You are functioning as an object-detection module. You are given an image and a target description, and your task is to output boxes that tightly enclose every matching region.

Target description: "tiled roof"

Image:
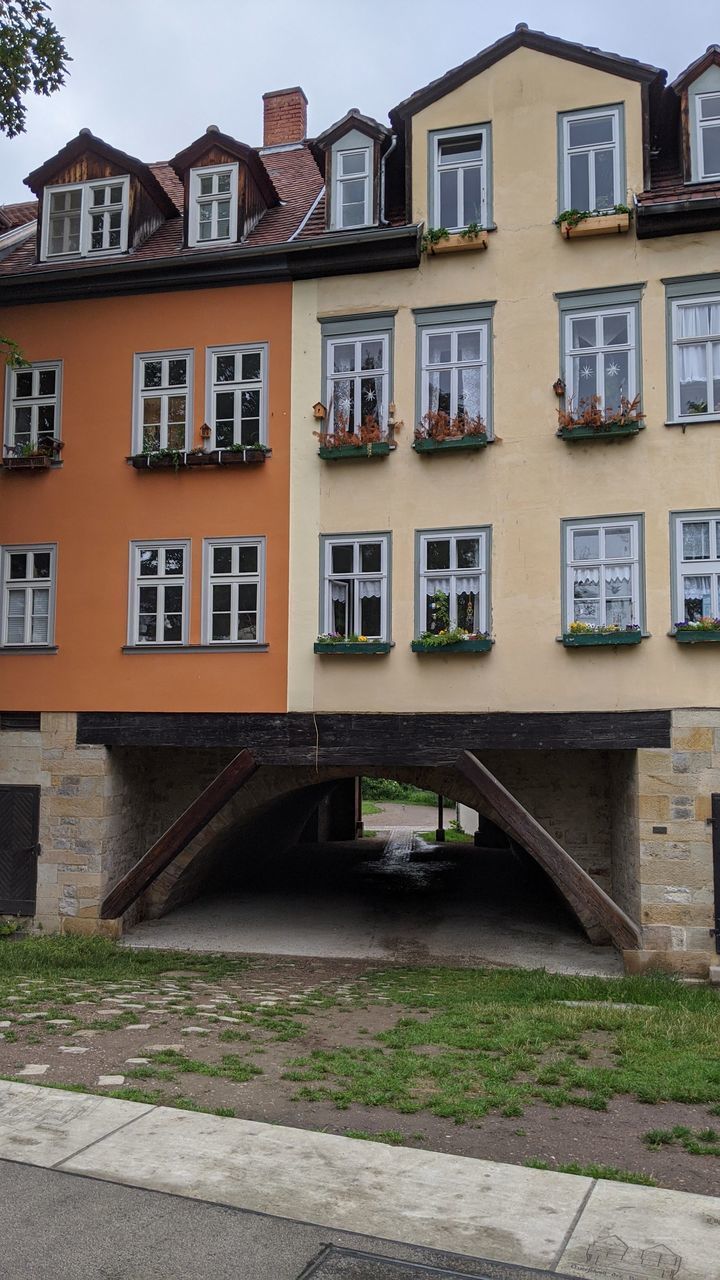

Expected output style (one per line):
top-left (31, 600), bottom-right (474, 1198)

top-left (0, 199), bottom-right (37, 230)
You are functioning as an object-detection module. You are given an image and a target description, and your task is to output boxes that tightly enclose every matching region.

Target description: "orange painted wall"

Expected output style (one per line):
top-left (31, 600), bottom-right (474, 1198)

top-left (0, 284), bottom-right (292, 712)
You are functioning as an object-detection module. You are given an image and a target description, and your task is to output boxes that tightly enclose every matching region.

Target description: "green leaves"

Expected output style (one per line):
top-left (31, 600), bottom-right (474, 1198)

top-left (0, 1), bottom-right (70, 137)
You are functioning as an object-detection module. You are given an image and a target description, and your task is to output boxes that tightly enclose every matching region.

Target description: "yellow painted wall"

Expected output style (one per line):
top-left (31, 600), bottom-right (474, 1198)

top-left (289, 46), bottom-right (720, 714)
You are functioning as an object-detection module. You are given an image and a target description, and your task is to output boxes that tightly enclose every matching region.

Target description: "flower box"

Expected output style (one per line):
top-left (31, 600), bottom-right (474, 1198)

top-left (557, 422), bottom-right (645, 441)
top-left (673, 629), bottom-right (720, 644)
top-left (314, 640), bottom-right (392, 654)
top-left (210, 447), bottom-right (269, 465)
top-left (562, 630), bottom-right (643, 647)
top-left (413, 435), bottom-right (488, 453)
top-left (411, 636), bottom-right (492, 653)
top-left (318, 442), bottom-right (392, 460)
top-left (3, 453), bottom-right (52, 470)
top-left (127, 453), bottom-right (186, 470)
top-left (559, 211), bottom-right (631, 239)
top-left (428, 231), bottom-right (488, 255)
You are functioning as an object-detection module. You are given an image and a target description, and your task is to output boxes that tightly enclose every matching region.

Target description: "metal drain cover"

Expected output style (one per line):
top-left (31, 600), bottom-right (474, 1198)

top-left (298, 1244), bottom-right (560, 1279)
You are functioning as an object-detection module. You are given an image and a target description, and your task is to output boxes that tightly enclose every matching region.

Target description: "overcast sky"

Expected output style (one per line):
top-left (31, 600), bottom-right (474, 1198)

top-left (1, 0), bottom-right (717, 204)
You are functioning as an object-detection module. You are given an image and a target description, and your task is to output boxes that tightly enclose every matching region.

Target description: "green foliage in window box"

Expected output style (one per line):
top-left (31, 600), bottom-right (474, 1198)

top-left (128, 448), bottom-right (187, 471)
top-left (421, 226), bottom-right (450, 252)
top-left (563, 623), bottom-right (642, 647)
top-left (674, 618), bottom-right (720, 642)
top-left (318, 442), bottom-right (392, 460)
top-left (412, 629), bottom-right (492, 653)
top-left (3, 438), bottom-right (63, 469)
top-left (212, 444), bottom-right (270, 464)
top-left (314, 635), bottom-right (391, 654)
top-left (555, 204), bottom-right (631, 230)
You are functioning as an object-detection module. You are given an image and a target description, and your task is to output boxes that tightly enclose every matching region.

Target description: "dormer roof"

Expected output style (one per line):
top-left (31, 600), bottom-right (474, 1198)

top-left (168, 127), bottom-right (279, 206)
top-left (24, 129), bottom-right (178, 217)
top-left (671, 44), bottom-right (720, 92)
top-left (314, 108), bottom-right (391, 150)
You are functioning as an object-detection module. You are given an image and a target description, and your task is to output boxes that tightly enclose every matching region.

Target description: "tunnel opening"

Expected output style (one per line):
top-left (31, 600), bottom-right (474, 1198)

top-left (123, 751), bottom-right (634, 976)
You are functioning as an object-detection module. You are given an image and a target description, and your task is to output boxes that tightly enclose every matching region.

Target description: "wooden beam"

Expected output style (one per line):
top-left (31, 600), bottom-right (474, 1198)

top-left (100, 749), bottom-right (258, 920)
top-left (454, 750), bottom-right (641, 952)
top-left (78, 710), bottom-right (672, 759)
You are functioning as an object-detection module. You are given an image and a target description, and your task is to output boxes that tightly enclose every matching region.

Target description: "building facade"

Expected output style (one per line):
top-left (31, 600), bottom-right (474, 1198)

top-left (1, 27), bottom-right (720, 973)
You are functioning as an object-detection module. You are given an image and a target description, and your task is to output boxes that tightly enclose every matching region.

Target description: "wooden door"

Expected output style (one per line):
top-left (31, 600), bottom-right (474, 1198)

top-left (0, 785), bottom-right (40, 915)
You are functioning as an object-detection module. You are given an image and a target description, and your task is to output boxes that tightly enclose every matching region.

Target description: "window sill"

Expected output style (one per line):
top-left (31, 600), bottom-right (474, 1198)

top-left (558, 212), bottom-right (631, 239)
top-left (413, 435), bottom-right (489, 453)
top-left (0, 645), bottom-right (58, 654)
top-left (560, 631), bottom-right (644, 648)
top-left (426, 231), bottom-right (488, 255)
top-left (2, 456), bottom-right (63, 472)
top-left (671, 630), bottom-right (720, 644)
top-left (665, 419), bottom-right (720, 429)
top-left (314, 641), bottom-right (392, 655)
top-left (122, 643), bottom-right (269, 653)
top-left (557, 422), bottom-right (645, 442)
top-left (411, 637), bottom-right (492, 653)
top-left (127, 449), bottom-right (270, 469)
top-left (318, 442), bottom-right (393, 460)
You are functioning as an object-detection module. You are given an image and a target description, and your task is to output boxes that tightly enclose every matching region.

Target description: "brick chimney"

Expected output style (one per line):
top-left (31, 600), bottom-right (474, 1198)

top-left (262, 87), bottom-right (308, 148)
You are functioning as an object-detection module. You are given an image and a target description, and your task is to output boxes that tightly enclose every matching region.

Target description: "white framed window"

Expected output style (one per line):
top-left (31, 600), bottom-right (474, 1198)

top-left (417, 529), bottom-right (489, 636)
top-left (421, 324), bottom-right (487, 425)
top-left (1, 545), bottom-right (56, 647)
top-left (433, 128), bottom-right (487, 230)
top-left (672, 512), bottom-right (720, 623)
top-left (128, 542), bottom-right (189, 646)
top-left (334, 148), bottom-right (371, 230)
top-left (696, 93), bottom-right (720, 181)
top-left (564, 518), bottom-right (641, 631)
top-left (326, 334), bottom-right (389, 435)
top-left (189, 165), bottom-right (238, 246)
top-left (322, 535), bottom-right (389, 640)
top-left (561, 108), bottom-right (621, 212)
top-left (564, 307), bottom-right (636, 416)
top-left (4, 362), bottom-right (62, 452)
top-left (206, 345), bottom-right (266, 448)
top-left (41, 177), bottom-right (130, 260)
top-left (133, 351), bottom-right (193, 453)
top-left (202, 538), bottom-right (265, 644)
top-left (671, 296), bottom-right (720, 421)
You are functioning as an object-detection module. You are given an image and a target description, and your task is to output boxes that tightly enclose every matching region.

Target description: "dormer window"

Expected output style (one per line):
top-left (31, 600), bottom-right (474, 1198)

top-left (335, 148), bottom-right (371, 229)
top-left (42, 177), bottom-right (129, 260)
top-left (189, 165), bottom-right (238, 245)
top-left (697, 93), bottom-right (720, 180)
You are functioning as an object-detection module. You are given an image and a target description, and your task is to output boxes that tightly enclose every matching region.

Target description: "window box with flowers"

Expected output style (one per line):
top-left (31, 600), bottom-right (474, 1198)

top-left (413, 410), bottom-right (488, 454)
top-left (314, 634), bottom-right (392, 655)
top-left (411, 627), bottom-right (492, 653)
top-left (562, 622), bottom-right (643, 647)
top-left (315, 418), bottom-right (394, 461)
top-left (556, 207), bottom-right (631, 239)
top-left (129, 444), bottom-right (271, 470)
top-left (3, 439), bottom-right (63, 471)
top-left (422, 224), bottom-right (488, 255)
top-left (557, 395), bottom-right (645, 441)
top-left (673, 619), bottom-right (720, 643)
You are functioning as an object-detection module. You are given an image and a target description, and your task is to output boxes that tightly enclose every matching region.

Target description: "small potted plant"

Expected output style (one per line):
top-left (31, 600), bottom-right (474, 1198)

top-left (413, 409), bottom-right (488, 453)
top-left (562, 621), bottom-right (643, 647)
top-left (313, 632), bottom-right (392, 654)
top-left (673, 617), bottom-right (720, 643)
top-left (3, 438), bottom-right (64, 470)
top-left (315, 412), bottom-right (394, 460)
top-left (212, 441), bottom-right (271, 465)
top-left (127, 447), bottom-right (188, 470)
top-left (557, 395), bottom-right (645, 441)
top-left (556, 205), bottom-right (632, 239)
top-left (422, 223), bottom-right (488, 254)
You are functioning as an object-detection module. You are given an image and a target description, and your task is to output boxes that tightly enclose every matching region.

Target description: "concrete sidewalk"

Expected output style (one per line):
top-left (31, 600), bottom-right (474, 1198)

top-left (0, 1080), bottom-right (717, 1278)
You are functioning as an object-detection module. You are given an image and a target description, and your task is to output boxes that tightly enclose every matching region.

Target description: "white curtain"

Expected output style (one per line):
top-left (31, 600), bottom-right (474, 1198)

top-left (574, 567), bottom-right (600, 586)
top-left (331, 582), bottom-right (347, 602)
top-left (358, 580), bottom-right (381, 599)
top-left (425, 576), bottom-right (452, 595)
top-left (677, 304), bottom-right (720, 339)
top-left (682, 522), bottom-right (710, 560)
top-left (454, 575), bottom-right (481, 595)
top-left (604, 565), bottom-right (631, 583)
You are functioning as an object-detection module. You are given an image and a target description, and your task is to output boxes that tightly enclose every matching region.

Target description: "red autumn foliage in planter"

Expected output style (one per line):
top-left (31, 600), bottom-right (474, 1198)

top-left (414, 410), bottom-right (487, 443)
top-left (557, 394), bottom-right (645, 433)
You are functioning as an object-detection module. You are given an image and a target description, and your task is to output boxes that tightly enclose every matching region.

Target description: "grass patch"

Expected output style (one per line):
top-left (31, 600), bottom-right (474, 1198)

top-left (149, 1049), bottom-right (262, 1084)
top-left (344, 1129), bottom-right (410, 1145)
top-left (525, 1159), bottom-right (657, 1186)
top-left (361, 800), bottom-right (382, 816)
top-left (0, 935), bottom-right (249, 983)
top-left (418, 830), bottom-right (473, 844)
top-left (644, 1126), bottom-right (720, 1156)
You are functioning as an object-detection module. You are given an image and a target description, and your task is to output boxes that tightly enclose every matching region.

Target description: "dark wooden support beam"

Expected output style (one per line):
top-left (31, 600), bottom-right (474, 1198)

top-left (100, 749), bottom-right (258, 919)
top-left (454, 750), bottom-right (642, 952)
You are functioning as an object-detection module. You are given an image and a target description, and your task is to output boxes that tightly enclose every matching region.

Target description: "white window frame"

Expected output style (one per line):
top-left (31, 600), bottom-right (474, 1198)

top-left (132, 350), bottom-right (193, 454)
top-left (420, 323), bottom-right (488, 424)
top-left (128, 540), bottom-right (190, 647)
top-left (334, 147), bottom-right (371, 230)
top-left (202, 538), bottom-right (265, 645)
top-left (0, 544), bottom-right (57, 648)
top-left (561, 108), bottom-right (621, 212)
top-left (322, 534), bottom-right (389, 640)
top-left (564, 306), bottom-right (637, 415)
top-left (325, 333), bottom-right (389, 436)
top-left (671, 295), bottom-right (720, 422)
top-left (564, 518), bottom-right (641, 632)
top-left (672, 511), bottom-right (720, 625)
top-left (3, 361), bottom-right (62, 452)
top-left (433, 127), bottom-right (487, 232)
top-left (188, 164), bottom-right (239, 247)
top-left (41, 176), bottom-right (130, 261)
top-left (417, 528), bottom-right (489, 637)
top-left (205, 344), bottom-right (268, 449)
top-left (696, 92), bottom-right (720, 182)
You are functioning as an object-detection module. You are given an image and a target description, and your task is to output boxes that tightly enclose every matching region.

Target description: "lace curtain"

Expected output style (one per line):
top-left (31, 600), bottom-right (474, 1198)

top-left (425, 574), bottom-right (481, 596)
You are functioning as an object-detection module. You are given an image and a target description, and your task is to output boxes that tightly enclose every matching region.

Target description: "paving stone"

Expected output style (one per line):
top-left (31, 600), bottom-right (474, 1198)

top-left (181, 1027), bottom-right (208, 1034)
top-left (72, 1030), bottom-right (100, 1039)
top-left (17, 1065), bottom-right (49, 1076)
top-left (125, 1058), bottom-right (150, 1065)
top-left (97, 1075), bottom-right (125, 1086)
top-left (59, 1047), bottom-right (89, 1055)
top-left (144, 1044), bottom-right (183, 1053)
top-left (0, 1021), bottom-right (11, 1029)
top-left (18, 1013), bottom-right (45, 1021)
top-left (125, 1024), bottom-right (151, 1031)
top-left (47, 1019), bottom-right (74, 1026)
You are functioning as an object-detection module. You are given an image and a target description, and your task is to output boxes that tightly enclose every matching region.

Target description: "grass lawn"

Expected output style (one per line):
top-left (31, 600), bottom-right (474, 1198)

top-left (418, 830), bottom-right (473, 844)
top-left (361, 800), bottom-right (382, 816)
